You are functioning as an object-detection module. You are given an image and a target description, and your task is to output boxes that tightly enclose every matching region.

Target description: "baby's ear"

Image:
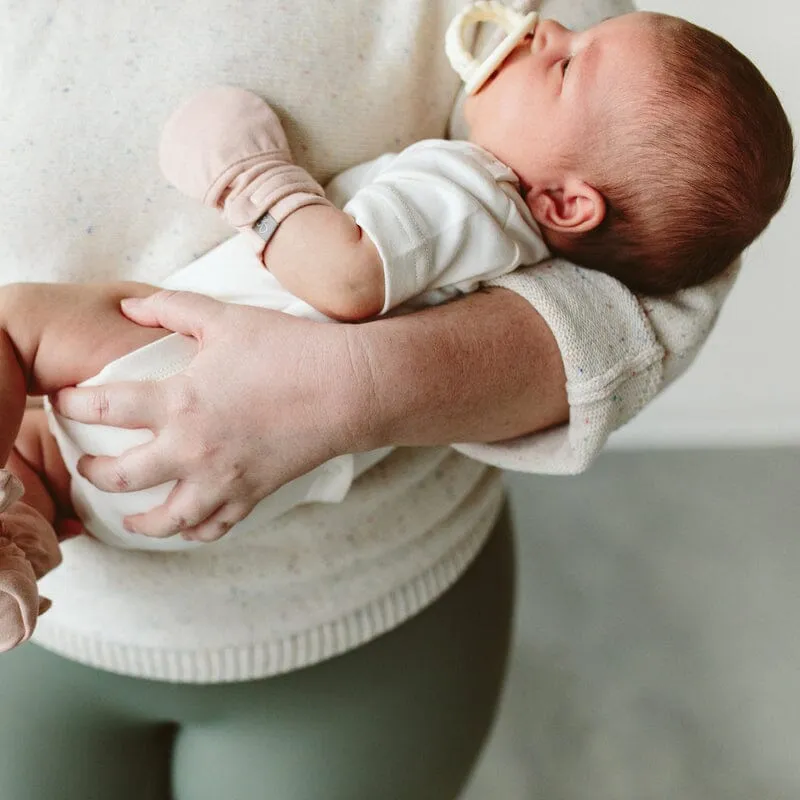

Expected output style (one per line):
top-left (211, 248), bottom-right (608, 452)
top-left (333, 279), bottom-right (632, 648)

top-left (527, 178), bottom-right (605, 235)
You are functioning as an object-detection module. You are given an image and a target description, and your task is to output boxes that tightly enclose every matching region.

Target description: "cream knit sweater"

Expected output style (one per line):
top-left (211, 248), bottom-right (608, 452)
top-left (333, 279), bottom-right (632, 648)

top-left (0, 0), bottom-right (735, 682)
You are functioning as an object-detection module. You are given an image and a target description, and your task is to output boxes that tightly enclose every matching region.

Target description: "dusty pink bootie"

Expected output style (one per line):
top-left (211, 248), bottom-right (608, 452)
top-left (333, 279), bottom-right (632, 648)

top-left (159, 86), bottom-right (333, 257)
top-left (0, 471), bottom-right (61, 653)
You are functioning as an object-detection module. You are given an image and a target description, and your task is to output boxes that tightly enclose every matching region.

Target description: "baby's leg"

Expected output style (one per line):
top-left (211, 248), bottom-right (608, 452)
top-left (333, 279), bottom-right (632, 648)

top-left (0, 326), bottom-right (28, 469)
top-left (0, 281), bottom-right (167, 468)
top-left (0, 281), bottom-right (168, 396)
top-left (0, 281), bottom-right (170, 652)
top-left (0, 282), bottom-right (172, 650)
top-left (9, 408), bottom-right (73, 526)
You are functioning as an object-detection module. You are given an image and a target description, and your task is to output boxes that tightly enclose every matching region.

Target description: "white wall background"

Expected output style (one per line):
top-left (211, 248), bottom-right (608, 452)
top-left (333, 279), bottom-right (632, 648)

top-left (609, 0), bottom-right (799, 449)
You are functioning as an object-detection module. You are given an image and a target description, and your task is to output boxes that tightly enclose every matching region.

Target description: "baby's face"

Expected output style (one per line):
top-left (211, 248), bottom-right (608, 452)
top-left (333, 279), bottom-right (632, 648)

top-left (464, 12), bottom-right (660, 193)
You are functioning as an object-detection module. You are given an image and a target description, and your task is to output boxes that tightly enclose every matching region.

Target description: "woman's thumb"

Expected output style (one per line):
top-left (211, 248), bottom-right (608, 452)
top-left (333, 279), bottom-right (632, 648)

top-left (120, 290), bottom-right (223, 337)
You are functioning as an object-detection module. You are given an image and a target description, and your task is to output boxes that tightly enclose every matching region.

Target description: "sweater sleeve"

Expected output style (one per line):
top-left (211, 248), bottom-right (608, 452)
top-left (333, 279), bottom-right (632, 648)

top-left (452, 259), bottom-right (739, 474)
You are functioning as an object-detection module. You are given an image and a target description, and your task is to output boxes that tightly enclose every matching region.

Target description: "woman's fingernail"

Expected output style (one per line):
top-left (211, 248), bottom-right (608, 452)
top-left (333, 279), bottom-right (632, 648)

top-left (120, 297), bottom-right (141, 310)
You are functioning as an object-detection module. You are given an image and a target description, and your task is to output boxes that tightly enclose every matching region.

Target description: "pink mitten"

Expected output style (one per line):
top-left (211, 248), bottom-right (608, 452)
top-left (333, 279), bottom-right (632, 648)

top-left (0, 471), bottom-right (61, 653)
top-left (159, 86), bottom-right (333, 257)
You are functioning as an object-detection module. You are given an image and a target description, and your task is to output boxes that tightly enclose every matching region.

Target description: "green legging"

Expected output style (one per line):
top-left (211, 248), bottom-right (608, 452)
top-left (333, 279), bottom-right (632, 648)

top-left (0, 506), bottom-right (514, 800)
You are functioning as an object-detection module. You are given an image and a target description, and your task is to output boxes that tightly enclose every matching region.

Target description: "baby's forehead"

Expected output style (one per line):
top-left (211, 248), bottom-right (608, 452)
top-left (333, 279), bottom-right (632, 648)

top-left (591, 10), bottom-right (662, 53)
top-left (591, 16), bottom-right (663, 87)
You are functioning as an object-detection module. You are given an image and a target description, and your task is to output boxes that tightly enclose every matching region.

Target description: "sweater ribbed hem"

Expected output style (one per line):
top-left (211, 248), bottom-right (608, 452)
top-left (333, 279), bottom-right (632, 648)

top-left (32, 493), bottom-right (504, 683)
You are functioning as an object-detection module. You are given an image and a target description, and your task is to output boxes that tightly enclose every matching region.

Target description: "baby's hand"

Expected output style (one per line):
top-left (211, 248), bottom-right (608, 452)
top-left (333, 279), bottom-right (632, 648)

top-left (0, 473), bottom-right (61, 653)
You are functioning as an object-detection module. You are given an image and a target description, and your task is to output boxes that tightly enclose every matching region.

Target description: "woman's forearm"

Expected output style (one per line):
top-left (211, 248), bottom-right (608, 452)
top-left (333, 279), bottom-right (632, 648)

top-left (341, 286), bottom-right (569, 452)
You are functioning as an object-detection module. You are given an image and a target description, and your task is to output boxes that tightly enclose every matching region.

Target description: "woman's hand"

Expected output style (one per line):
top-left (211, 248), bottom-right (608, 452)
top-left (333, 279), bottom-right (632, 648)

top-left (52, 292), bottom-right (368, 542)
top-left (52, 286), bottom-right (568, 543)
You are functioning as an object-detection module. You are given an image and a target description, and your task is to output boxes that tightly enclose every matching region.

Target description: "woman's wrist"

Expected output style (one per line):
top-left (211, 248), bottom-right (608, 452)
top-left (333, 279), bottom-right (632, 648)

top-left (320, 322), bottom-right (388, 456)
top-left (336, 288), bottom-right (569, 454)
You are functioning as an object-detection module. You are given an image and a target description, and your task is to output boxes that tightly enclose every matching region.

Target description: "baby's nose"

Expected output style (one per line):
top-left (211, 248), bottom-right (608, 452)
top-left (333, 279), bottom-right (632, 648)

top-left (533, 18), bottom-right (571, 52)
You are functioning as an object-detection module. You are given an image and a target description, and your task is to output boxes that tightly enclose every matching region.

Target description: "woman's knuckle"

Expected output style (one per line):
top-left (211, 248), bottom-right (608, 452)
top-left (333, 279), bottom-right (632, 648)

top-left (215, 461), bottom-right (244, 487)
top-left (90, 390), bottom-right (111, 421)
top-left (197, 439), bottom-right (221, 463)
top-left (169, 379), bottom-right (198, 419)
top-left (171, 514), bottom-right (188, 532)
top-left (110, 466), bottom-right (129, 491)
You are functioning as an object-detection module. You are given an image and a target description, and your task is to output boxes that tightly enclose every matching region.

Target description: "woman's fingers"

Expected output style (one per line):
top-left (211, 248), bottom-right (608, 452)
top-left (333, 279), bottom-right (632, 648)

top-left (53, 380), bottom-right (166, 429)
top-left (51, 291), bottom-right (228, 429)
top-left (179, 501), bottom-right (254, 543)
top-left (76, 441), bottom-right (176, 493)
top-left (122, 482), bottom-right (229, 539)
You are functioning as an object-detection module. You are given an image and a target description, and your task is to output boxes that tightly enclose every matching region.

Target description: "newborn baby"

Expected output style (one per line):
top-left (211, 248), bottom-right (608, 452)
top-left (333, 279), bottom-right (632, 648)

top-left (0, 9), bottom-right (791, 651)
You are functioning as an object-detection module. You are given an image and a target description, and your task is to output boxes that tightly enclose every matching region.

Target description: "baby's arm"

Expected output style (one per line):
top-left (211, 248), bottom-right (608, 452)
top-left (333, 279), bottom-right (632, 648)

top-left (160, 86), bottom-right (386, 323)
top-left (160, 89), bottom-right (539, 323)
top-left (262, 205), bottom-right (384, 321)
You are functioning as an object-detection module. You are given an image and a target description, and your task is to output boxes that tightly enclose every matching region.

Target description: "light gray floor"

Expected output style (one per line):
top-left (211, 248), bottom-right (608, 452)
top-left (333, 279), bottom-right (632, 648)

top-left (464, 448), bottom-right (800, 800)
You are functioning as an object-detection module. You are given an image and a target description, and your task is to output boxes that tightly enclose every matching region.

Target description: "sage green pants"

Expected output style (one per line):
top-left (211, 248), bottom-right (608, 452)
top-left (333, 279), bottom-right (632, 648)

top-left (0, 506), bottom-right (514, 800)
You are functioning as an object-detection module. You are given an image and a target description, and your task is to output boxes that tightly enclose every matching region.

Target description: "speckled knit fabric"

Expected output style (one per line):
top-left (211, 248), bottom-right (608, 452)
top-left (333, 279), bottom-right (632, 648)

top-left (0, 0), bottom-right (737, 682)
